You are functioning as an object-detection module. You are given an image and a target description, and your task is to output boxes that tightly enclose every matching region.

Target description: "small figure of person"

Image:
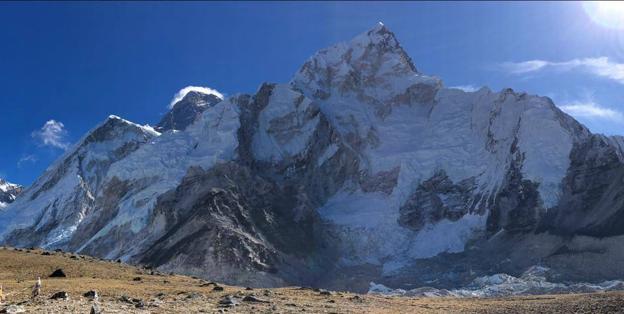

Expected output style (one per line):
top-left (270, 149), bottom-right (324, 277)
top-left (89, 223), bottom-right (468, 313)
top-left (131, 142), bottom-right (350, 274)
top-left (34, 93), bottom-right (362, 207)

top-left (32, 277), bottom-right (41, 298)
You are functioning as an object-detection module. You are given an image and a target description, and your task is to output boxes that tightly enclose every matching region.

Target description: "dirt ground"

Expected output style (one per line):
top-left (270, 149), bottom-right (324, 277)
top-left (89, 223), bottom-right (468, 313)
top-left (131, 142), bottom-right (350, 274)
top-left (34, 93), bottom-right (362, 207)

top-left (0, 246), bottom-right (623, 313)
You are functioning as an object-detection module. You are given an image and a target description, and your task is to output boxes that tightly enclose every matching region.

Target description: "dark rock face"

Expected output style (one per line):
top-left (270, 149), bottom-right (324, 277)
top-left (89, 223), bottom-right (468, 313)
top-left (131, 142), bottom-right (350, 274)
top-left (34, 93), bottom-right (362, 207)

top-left (156, 91), bottom-right (222, 132)
top-left (541, 135), bottom-right (624, 237)
top-left (139, 163), bottom-right (286, 286)
top-left (399, 170), bottom-right (479, 231)
top-left (64, 177), bottom-right (132, 253)
top-left (137, 160), bottom-right (339, 287)
top-left (361, 167), bottom-right (400, 195)
top-left (487, 151), bottom-right (543, 234)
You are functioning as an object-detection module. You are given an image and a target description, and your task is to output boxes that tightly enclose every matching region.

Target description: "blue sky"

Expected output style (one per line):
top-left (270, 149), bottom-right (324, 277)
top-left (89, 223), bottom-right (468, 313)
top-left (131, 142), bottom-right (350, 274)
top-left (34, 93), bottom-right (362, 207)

top-left (1, 1), bottom-right (624, 185)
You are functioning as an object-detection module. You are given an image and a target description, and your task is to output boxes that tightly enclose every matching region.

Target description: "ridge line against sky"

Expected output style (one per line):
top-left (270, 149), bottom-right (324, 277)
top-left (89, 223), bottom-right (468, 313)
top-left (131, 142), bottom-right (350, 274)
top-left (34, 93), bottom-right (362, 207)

top-left (1, 1), bottom-right (623, 184)
top-left (498, 56), bottom-right (624, 124)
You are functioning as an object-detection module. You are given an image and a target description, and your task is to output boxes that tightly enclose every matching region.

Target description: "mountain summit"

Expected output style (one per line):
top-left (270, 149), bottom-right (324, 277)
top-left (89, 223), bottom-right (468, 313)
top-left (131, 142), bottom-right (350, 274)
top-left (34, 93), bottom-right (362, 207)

top-left (1, 24), bottom-right (624, 292)
top-left (0, 179), bottom-right (21, 208)
top-left (156, 90), bottom-right (223, 132)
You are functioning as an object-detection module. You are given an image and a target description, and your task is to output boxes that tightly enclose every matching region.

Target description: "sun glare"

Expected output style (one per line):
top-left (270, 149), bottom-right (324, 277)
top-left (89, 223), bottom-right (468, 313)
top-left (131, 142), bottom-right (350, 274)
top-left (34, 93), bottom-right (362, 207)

top-left (583, 1), bottom-right (624, 30)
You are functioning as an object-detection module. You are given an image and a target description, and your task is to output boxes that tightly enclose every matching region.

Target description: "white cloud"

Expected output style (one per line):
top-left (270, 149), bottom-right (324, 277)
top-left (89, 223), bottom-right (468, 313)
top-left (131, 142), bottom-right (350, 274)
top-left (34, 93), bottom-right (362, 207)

top-left (169, 86), bottom-right (224, 108)
top-left (500, 57), bottom-right (624, 84)
top-left (450, 85), bottom-right (480, 92)
top-left (32, 120), bottom-right (70, 150)
top-left (559, 101), bottom-right (624, 123)
top-left (500, 60), bottom-right (549, 74)
top-left (17, 154), bottom-right (37, 168)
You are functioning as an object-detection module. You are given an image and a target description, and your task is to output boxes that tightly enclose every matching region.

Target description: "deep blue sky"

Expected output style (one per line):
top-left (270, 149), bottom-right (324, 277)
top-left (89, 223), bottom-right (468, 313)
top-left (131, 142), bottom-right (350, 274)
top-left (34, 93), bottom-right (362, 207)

top-left (2, 2), bottom-right (624, 185)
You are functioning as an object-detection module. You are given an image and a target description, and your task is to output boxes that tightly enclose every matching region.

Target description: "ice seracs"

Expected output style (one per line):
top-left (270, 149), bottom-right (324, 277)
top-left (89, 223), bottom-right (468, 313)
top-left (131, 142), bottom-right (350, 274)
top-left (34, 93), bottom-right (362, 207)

top-left (369, 266), bottom-right (624, 297)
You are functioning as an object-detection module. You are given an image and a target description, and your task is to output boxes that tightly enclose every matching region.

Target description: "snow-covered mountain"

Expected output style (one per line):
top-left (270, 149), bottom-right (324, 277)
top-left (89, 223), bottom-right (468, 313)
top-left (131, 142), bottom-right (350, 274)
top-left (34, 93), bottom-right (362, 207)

top-left (2, 23), bottom-right (624, 292)
top-left (0, 116), bottom-right (159, 248)
top-left (156, 90), bottom-right (223, 132)
top-left (0, 179), bottom-right (21, 208)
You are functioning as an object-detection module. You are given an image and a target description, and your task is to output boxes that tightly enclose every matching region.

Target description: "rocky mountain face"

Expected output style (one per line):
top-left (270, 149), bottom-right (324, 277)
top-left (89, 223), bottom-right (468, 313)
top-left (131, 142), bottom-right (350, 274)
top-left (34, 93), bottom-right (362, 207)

top-left (2, 23), bottom-right (624, 292)
top-left (156, 91), bottom-right (223, 132)
top-left (0, 179), bottom-right (22, 208)
top-left (0, 116), bottom-right (159, 249)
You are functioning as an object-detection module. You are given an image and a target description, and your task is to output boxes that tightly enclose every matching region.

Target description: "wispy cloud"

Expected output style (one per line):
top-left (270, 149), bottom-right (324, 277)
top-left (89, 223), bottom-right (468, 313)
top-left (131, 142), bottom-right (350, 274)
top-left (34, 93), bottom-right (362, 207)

top-left (169, 86), bottom-right (224, 108)
top-left (500, 60), bottom-right (549, 74)
top-left (32, 120), bottom-right (70, 150)
top-left (500, 57), bottom-right (624, 84)
top-left (559, 101), bottom-right (624, 123)
top-left (17, 154), bottom-right (37, 168)
top-left (450, 85), bottom-right (480, 92)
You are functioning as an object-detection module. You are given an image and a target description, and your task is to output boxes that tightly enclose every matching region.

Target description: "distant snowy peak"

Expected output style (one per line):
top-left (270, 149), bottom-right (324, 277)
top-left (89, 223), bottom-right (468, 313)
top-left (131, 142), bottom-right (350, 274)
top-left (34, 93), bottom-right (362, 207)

top-left (292, 23), bottom-right (439, 102)
top-left (173, 90), bottom-right (223, 108)
top-left (0, 179), bottom-right (21, 208)
top-left (360, 22), bottom-right (419, 73)
top-left (0, 179), bottom-right (20, 193)
top-left (169, 86), bottom-right (223, 108)
top-left (0, 114), bottom-right (159, 247)
top-left (157, 90), bottom-right (223, 132)
top-left (83, 115), bottom-right (159, 144)
top-left (24, 114), bottom-right (159, 203)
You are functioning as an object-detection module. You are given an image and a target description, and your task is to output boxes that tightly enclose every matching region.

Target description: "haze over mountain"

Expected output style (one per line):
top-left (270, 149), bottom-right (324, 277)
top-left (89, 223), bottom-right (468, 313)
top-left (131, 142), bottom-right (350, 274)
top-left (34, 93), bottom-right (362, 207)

top-left (3, 24), bottom-right (624, 293)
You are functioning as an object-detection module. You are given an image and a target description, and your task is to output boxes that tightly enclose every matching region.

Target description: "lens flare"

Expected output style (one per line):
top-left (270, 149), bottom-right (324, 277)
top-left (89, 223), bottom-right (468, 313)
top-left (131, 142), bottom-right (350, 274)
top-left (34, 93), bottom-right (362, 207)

top-left (583, 2), bottom-right (624, 30)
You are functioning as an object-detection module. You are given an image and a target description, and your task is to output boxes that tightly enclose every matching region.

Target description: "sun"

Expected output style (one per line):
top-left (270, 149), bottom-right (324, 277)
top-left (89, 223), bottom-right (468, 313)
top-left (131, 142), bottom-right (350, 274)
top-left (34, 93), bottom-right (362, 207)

top-left (583, 1), bottom-right (624, 30)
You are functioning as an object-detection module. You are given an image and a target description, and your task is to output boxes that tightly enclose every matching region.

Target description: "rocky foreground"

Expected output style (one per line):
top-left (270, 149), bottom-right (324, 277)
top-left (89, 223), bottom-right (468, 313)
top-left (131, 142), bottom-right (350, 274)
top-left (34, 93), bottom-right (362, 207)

top-left (0, 247), bottom-right (622, 313)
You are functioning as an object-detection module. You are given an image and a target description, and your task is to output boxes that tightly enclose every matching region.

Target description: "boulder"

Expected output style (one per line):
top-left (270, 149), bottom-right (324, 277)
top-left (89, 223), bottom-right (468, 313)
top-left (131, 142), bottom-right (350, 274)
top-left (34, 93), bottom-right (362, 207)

top-left (50, 291), bottom-right (69, 300)
top-left (49, 269), bottom-right (66, 278)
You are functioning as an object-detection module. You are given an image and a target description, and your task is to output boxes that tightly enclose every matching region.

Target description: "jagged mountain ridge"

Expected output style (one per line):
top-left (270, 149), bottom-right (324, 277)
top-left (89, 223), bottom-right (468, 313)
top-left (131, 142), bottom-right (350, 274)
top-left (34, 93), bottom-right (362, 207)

top-left (2, 23), bottom-right (624, 292)
top-left (0, 179), bottom-right (21, 208)
top-left (0, 116), bottom-right (159, 249)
